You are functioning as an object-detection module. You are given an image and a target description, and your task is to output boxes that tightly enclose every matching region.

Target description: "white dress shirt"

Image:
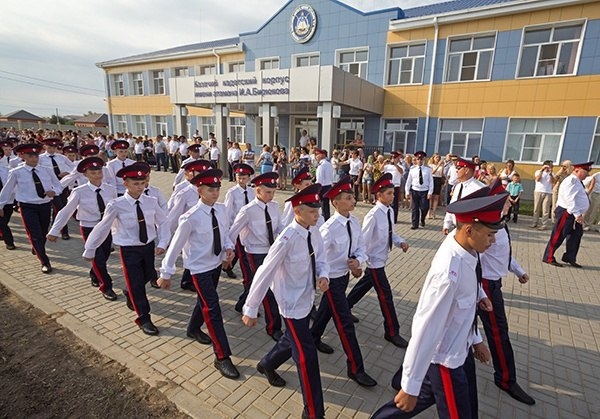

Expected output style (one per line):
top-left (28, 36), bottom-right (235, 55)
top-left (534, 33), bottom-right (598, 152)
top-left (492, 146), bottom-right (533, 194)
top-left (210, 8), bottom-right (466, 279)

top-left (362, 202), bottom-right (406, 269)
top-left (320, 212), bottom-right (366, 278)
top-left (166, 183), bottom-right (198, 234)
top-left (480, 226), bottom-right (525, 281)
top-left (348, 158), bottom-right (363, 176)
top-left (134, 142), bottom-right (145, 154)
top-left (82, 192), bottom-right (170, 258)
top-left (443, 177), bottom-right (486, 230)
top-left (144, 184), bottom-right (168, 211)
top-left (106, 157), bottom-right (136, 195)
top-left (173, 156), bottom-right (204, 186)
top-left (401, 231), bottom-right (483, 396)
top-left (227, 147), bottom-right (242, 162)
top-left (229, 198), bottom-right (281, 254)
top-left (405, 164), bottom-right (434, 195)
top-left (0, 167), bottom-right (15, 202)
top-left (60, 164), bottom-right (114, 191)
top-left (223, 184), bottom-right (255, 225)
top-left (49, 182), bottom-right (117, 234)
top-left (0, 164), bottom-right (62, 206)
top-left (243, 220), bottom-right (329, 319)
top-left (280, 200), bottom-right (325, 230)
top-left (316, 159), bottom-right (334, 186)
top-left (384, 163), bottom-right (403, 187)
top-left (39, 152), bottom-right (74, 177)
top-left (556, 174), bottom-right (590, 217)
top-left (534, 169), bottom-right (554, 194)
top-left (159, 201), bottom-right (234, 279)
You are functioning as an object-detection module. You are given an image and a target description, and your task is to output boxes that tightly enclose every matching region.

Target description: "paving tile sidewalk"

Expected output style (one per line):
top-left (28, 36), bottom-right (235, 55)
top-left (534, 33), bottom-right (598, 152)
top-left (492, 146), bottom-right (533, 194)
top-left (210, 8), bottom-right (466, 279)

top-left (1, 170), bottom-right (599, 418)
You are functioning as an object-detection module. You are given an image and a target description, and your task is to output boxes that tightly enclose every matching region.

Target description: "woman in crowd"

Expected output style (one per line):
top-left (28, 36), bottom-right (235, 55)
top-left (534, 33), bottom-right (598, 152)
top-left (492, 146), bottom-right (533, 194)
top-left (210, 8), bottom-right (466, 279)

top-left (428, 153), bottom-right (444, 219)
top-left (499, 159), bottom-right (517, 187)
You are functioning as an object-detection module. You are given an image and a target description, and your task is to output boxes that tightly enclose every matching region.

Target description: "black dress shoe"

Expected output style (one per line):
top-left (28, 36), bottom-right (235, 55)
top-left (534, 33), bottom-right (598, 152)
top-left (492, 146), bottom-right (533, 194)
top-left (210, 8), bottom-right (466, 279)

top-left (350, 312), bottom-right (359, 323)
top-left (316, 341), bottom-right (334, 354)
top-left (384, 334), bottom-right (409, 348)
top-left (410, 226), bottom-right (418, 230)
top-left (420, 221), bottom-right (425, 227)
top-left (214, 357), bottom-right (240, 379)
top-left (224, 269), bottom-right (237, 279)
top-left (348, 371), bottom-right (377, 387)
top-left (270, 330), bottom-right (283, 341)
top-left (5, 244), bottom-right (15, 250)
top-left (542, 259), bottom-right (563, 267)
top-left (186, 329), bottom-right (212, 345)
top-left (102, 289), bottom-right (118, 301)
top-left (257, 362), bottom-right (286, 387)
top-left (139, 320), bottom-right (159, 336)
top-left (41, 265), bottom-right (52, 274)
top-left (150, 278), bottom-right (160, 288)
top-left (122, 289), bottom-right (134, 311)
top-left (180, 282), bottom-right (196, 292)
top-left (561, 257), bottom-right (582, 268)
top-left (503, 382), bottom-right (535, 405)
top-left (61, 233), bottom-right (70, 240)
top-left (90, 275), bottom-right (100, 287)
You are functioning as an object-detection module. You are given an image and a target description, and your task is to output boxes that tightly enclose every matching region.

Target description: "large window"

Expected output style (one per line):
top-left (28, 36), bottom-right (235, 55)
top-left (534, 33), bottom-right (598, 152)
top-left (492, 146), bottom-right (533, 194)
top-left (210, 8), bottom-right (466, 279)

top-left (174, 67), bottom-right (189, 77)
top-left (199, 65), bottom-right (217, 75)
top-left (230, 117), bottom-right (246, 142)
top-left (153, 116), bottom-right (167, 137)
top-left (517, 22), bottom-right (584, 78)
top-left (200, 117), bottom-right (215, 140)
top-left (387, 43), bottom-right (425, 85)
top-left (132, 72), bottom-right (144, 95)
top-left (133, 115), bottom-right (146, 136)
top-left (382, 119), bottom-right (417, 154)
top-left (228, 61), bottom-right (245, 73)
top-left (259, 58), bottom-right (280, 70)
top-left (445, 34), bottom-right (495, 82)
top-left (116, 115), bottom-right (127, 133)
top-left (112, 74), bottom-right (124, 96)
top-left (337, 48), bottom-right (368, 79)
top-left (438, 119), bottom-right (483, 157)
top-left (152, 70), bottom-right (165, 95)
top-left (590, 119), bottom-right (600, 165)
top-left (293, 52), bottom-right (320, 67)
top-left (504, 118), bottom-right (565, 162)
top-left (337, 119), bottom-right (364, 145)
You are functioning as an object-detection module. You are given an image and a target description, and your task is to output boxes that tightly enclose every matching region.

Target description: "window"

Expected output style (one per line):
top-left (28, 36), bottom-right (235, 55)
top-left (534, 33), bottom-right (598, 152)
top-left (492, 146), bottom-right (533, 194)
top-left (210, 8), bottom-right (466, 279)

top-left (293, 53), bottom-right (320, 67)
top-left (133, 115), bottom-right (146, 136)
top-left (116, 115), bottom-right (127, 133)
top-left (382, 119), bottom-right (418, 154)
top-left (199, 65), bottom-right (217, 75)
top-left (336, 48), bottom-right (368, 79)
top-left (438, 119), bottom-right (483, 156)
top-left (113, 74), bottom-right (124, 96)
top-left (337, 119), bottom-right (365, 145)
top-left (153, 116), bottom-right (167, 137)
top-left (445, 34), bottom-right (495, 82)
top-left (590, 119), bottom-right (600, 164)
top-left (200, 117), bottom-right (215, 140)
top-left (228, 61), bottom-right (245, 73)
top-left (152, 70), bottom-right (165, 95)
top-left (230, 117), bottom-right (246, 142)
top-left (387, 43), bottom-right (425, 85)
top-left (504, 118), bottom-right (565, 162)
top-left (174, 67), bottom-right (189, 77)
top-left (517, 22), bottom-right (584, 78)
top-left (132, 72), bottom-right (144, 95)
top-left (259, 58), bottom-right (280, 70)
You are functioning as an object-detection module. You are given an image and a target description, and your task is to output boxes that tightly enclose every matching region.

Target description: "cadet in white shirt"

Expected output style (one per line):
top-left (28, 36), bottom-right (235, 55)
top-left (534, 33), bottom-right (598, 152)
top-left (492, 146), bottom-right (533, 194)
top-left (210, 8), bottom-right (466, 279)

top-left (0, 143), bottom-right (63, 273)
top-left (0, 143), bottom-right (16, 250)
top-left (83, 163), bottom-right (170, 336)
top-left (158, 169), bottom-right (240, 379)
top-left (383, 152), bottom-right (405, 223)
top-left (310, 176), bottom-right (377, 388)
top-left (105, 140), bottom-right (136, 196)
top-left (314, 149), bottom-right (334, 220)
top-left (373, 191), bottom-right (505, 419)
top-left (405, 151), bottom-right (434, 230)
top-left (229, 171), bottom-right (283, 341)
top-left (173, 143), bottom-right (206, 187)
top-left (60, 144), bottom-right (115, 192)
top-left (242, 183), bottom-right (329, 419)
top-left (48, 157), bottom-right (118, 300)
top-left (226, 142), bottom-right (242, 182)
top-left (280, 167), bottom-right (313, 227)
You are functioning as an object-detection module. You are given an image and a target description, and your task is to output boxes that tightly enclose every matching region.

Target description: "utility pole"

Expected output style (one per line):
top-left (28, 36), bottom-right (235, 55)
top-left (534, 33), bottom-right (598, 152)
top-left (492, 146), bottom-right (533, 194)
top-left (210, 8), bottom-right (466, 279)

top-left (56, 108), bottom-right (61, 130)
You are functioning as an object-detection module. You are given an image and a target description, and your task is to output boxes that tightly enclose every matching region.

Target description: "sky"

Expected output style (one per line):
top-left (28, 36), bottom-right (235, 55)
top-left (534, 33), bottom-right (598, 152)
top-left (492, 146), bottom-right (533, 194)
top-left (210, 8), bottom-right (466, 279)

top-left (0, 0), bottom-right (438, 118)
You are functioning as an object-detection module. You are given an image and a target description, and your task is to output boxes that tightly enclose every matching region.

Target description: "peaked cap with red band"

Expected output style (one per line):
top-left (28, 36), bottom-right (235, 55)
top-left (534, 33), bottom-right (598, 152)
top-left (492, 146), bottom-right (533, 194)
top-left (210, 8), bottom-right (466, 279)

top-left (314, 148), bottom-right (327, 156)
top-left (110, 140), bottom-right (129, 150)
top-left (77, 157), bottom-right (105, 173)
top-left (79, 144), bottom-right (100, 157)
top-left (488, 178), bottom-right (506, 196)
top-left (116, 163), bottom-right (149, 179)
top-left (455, 157), bottom-right (477, 170)
top-left (324, 175), bottom-right (353, 200)
top-left (447, 187), bottom-right (508, 230)
top-left (286, 183), bottom-right (322, 208)
top-left (252, 171), bottom-right (279, 188)
top-left (573, 161), bottom-right (594, 171)
top-left (14, 143), bottom-right (43, 154)
top-left (414, 150), bottom-right (427, 159)
top-left (233, 163), bottom-right (254, 176)
top-left (182, 159), bottom-right (211, 172)
top-left (292, 166), bottom-right (312, 185)
top-left (62, 145), bottom-right (78, 154)
top-left (372, 172), bottom-right (394, 194)
top-left (42, 138), bottom-right (63, 147)
top-left (190, 168), bottom-right (223, 187)
top-left (187, 143), bottom-right (204, 153)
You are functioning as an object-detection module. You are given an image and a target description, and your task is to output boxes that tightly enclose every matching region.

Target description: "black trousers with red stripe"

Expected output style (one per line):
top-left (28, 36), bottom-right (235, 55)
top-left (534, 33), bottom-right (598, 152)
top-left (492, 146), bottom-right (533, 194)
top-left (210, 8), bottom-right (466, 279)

top-left (189, 267), bottom-right (232, 361)
top-left (232, 237), bottom-right (250, 311)
top-left (239, 252), bottom-right (282, 336)
top-left (51, 190), bottom-right (69, 235)
top-left (119, 242), bottom-right (157, 325)
top-left (0, 203), bottom-right (14, 246)
top-left (346, 267), bottom-right (400, 337)
top-left (81, 226), bottom-right (113, 293)
top-left (20, 202), bottom-right (51, 266)
top-left (478, 278), bottom-right (516, 390)
top-left (543, 206), bottom-right (584, 264)
top-left (310, 273), bottom-right (365, 375)
top-left (261, 315), bottom-right (325, 419)
top-left (372, 351), bottom-right (477, 419)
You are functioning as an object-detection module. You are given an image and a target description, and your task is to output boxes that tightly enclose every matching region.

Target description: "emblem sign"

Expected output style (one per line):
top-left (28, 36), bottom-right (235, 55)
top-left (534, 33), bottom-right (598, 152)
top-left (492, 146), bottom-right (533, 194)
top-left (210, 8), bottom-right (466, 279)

top-left (290, 4), bottom-right (317, 43)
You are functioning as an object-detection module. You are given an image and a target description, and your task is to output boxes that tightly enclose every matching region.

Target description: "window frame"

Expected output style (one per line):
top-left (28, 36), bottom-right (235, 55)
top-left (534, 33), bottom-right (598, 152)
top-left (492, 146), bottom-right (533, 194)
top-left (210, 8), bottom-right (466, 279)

top-left (589, 118), bottom-right (600, 166)
top-left (116, 115), bottom-right (127, 133)
top-left (502, 117), bottom-right (566, 163)
top-left (229, 117), bottom-right (246, 142)
top-left (112, 74), bottom-right (124, 96)
top-left (381, 119), bottom-right (418, 154)
top-left (132, 115), bottom-right (146, 136)
top-left (174, 67), bottom-right (189, 77)
top-left (227, 61), bottom-right (245, 73)
top-left (132, 72), bottom-right (144, 96)
top-left (152, 70), bottom-right (165, 95)
top-left (292, 52), bottom-right (320, 68)
top-left (386, 41), bottom-right (427, 86)
top-left (437, 118), bottom-right (484, 157)
top-left (443, 31), bottom-right (497, 83)
top-left (199, 65), bottom-right (217, 75)
top-left (153, 116), bottom-right (168, 137)
top-left (258, 56), bottom-right (280, 70)
top-left (335, 47), bottom-right (369, 79)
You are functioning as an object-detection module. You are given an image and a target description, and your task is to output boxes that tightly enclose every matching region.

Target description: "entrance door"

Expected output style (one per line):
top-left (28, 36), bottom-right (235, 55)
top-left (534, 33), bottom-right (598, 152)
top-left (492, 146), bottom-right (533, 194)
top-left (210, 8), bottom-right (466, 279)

top-left (294, 118), bottom-right (319, 149)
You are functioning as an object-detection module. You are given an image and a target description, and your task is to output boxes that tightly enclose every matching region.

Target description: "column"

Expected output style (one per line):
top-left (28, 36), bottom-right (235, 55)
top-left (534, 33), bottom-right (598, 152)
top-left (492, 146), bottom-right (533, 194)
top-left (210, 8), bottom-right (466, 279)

top-left (320, 102), bottom-right (336, 153)
top-left (174, 105), bottom-right (188, 137)
top-left (261, 104), bottom-right (275, 147)
top-left (213, 105), bottom-right (229, 170)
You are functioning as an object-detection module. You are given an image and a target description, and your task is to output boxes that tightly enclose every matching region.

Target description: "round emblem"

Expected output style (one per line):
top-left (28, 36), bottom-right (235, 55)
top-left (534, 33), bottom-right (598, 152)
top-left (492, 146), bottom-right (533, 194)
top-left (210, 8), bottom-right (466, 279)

top-left (290, 4), bottom-right (317, 44)
top-left (137, 171), bottom-right (142, 176)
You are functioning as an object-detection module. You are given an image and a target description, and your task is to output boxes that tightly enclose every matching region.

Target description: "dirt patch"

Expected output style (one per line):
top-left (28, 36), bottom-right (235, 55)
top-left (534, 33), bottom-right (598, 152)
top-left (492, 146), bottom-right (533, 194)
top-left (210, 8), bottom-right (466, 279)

top-left (0, 283), bottom-right (190, 419)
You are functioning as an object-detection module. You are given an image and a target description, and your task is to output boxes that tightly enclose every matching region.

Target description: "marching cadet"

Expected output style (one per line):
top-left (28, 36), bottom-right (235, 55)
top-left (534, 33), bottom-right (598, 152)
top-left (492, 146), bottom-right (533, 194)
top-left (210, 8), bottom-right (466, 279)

top-left (172, 143), bottom-right (206, 187)
top-left (543, 161), bottom-right (593, 268)
top-left (405, 151), bottom-right (433, 230)
top-left (83, 162), bottom-right (170, 335)
top-left (60, 144), bottom-right (115, 191)
top-left (0, 140), bottom-right (16, 168)
top-left (479, 179), bottom-right (535, 405)
top-left (166, 159), bottom-right (211, 293)
top-left (0, 146), bottom-right (15, 250)
top-left (223, 163), bottom-right (255, 283)
top-left (0, 143), bottom-right (63, 272)
top-left (372, 190), bottom-right (506, 419)
top-left (346, 173), bottom-right (410, 348)
top-left (48, 157), bottom-right (118, 300)
top-left (62, 145), bottom-right (79, 163)
top-left (229, 171), bottom-right (283, 341)
top-left (39, 138), bottom-right (74, 240)
top-left (280, 166), bottom-right (314, 227)
top-left (242, 183), bottom-right (329, 419)
top-left (158, 169), bottom-right (240, 379)
top-left (105, 140), bottom-right (136, 196)
top-left (310, 175), bottom-right (377, 387)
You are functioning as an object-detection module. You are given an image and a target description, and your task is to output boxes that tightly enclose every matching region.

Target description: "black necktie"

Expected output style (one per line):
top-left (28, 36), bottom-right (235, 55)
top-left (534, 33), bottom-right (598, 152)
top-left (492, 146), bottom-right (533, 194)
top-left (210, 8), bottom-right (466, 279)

top-left (135, 200), bottom-right (148, 244)
top-left (265, 206), bottom-right (274, 245)
top-left (95, 188), bottom-right (105, 219)
top-left (346, 219), bottom-right (353, 258)
top-left (243, 190), bottom-right (249, 205)
top-left (473, 253), bottom-right (483, 332)
top-left (122, 161), bottom-right (126, 168)
top-left (0, 176), bottom-right (3, 191)
top-left (307, 230), bottom-right (316, 289)
top-left (49, 155), bottom-right (60, 177)
top-left (457, 183), bottom-right (464, 200)
top-left (504, 224), bottom-right (512, 270)
top-left (419, 166), bottom-right (423, 185)
top-left (32, 168), bottom-right (46, 198)
top-left (387, 208), bottom-right (393, 251)
top-left (211, 207), bottom-right (222, 255)
top-left (144, 189), bottom-right (149, 195)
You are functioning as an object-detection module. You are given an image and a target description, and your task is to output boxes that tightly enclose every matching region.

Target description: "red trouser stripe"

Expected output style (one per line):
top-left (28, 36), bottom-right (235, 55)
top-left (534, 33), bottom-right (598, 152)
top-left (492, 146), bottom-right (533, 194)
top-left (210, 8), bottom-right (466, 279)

top-left (19, 210), bottom-right (43, 264)
top-left (371, 268), bottom-right (395, 336)
top-left (80, 226), bottom-right (106, 292)
top-left (118, 249), bottom-right (140, 317)
top-left (439, 365), bottom-right (460, 419)
top-left (235, 238), bottom-right (249, 287)
top-left (326, 289), bottom-right (358, 373)
top-left (482, 279), bottom-right (509, 389)
top-left (546, 211), bottom-right (568, 262)
top-left (248, 253), bottom-right (276, 335)
top-left (192, 274), bottom-right (225, 359)
top-left (287, 320), bottom-right (316, 419)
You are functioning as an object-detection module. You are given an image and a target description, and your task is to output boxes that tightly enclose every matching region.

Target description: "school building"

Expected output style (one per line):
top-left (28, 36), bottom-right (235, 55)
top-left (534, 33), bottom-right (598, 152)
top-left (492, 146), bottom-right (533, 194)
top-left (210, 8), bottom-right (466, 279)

top-left (96, 0), bottom-right (600, 177)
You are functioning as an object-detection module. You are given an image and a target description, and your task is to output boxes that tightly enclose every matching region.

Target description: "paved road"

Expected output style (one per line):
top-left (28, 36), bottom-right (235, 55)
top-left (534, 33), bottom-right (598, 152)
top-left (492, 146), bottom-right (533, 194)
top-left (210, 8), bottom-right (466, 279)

top-left (0, 170), bottom-right (598, 418)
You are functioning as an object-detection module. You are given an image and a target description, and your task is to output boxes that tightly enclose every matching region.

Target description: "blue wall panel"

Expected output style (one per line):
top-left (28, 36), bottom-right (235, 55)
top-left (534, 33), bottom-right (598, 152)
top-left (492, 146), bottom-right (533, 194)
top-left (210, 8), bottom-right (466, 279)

top-left (481, 117), bottom-right (508, 162)
top-left (562, 117), bottom-right (596, 162)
